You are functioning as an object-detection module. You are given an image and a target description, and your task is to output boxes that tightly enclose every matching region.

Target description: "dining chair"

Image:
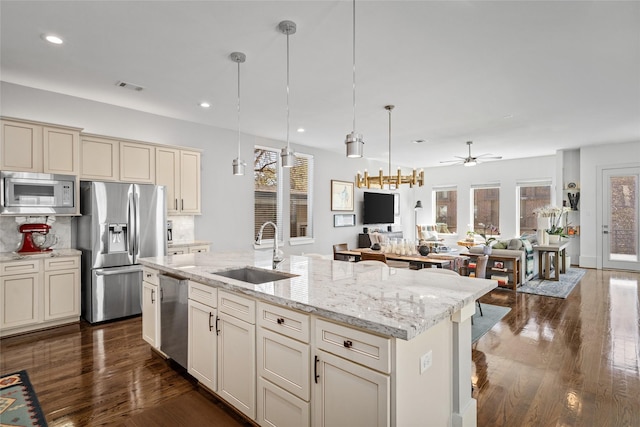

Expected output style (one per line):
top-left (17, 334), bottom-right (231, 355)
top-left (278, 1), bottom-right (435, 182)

top-left (422, 268), bottom-right (460, 276)
top-left (472, 254), bottom-right (489, 317)
top-left (332, 243), bottom-right (350, 261)
top-left (360, 251), bottom-right (388, 264)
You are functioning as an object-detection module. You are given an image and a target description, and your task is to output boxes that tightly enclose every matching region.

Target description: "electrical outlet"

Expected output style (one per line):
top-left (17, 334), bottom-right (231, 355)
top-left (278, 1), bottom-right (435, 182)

top-left (420, 350), bottom-right (433, 374)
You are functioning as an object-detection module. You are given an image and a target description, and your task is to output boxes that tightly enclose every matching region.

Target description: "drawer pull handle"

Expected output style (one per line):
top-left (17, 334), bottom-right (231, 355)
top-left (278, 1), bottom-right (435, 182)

top-left (276, 318), bottom-right (285, 325)
top-left (209, 312), bottom-right (214, 331)
top-left (314, 355), bottom-right (320, 384)
top-left (146, 273), bottom-right (152, 278)
top-left (343, 340), bottom-right (353, 348)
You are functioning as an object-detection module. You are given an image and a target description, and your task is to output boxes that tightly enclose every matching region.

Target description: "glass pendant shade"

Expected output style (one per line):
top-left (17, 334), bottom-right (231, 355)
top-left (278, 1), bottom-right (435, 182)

top-left (345, 131), bottom-right (364, 158)
top-left (281, 147), bottom-right (296, 168)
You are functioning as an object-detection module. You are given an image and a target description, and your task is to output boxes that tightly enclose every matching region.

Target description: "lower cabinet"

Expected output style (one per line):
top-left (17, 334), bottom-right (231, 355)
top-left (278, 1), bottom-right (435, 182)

top-left (0, 255), bottom-right (80, 337)
top-left (188, 291), bottom-right (217, 392)
top-left (217, 290), bottom-right (256, 420)
top-left (313, 350), bottom-right (390, 427)
top-left (142, 279), bottom-right (160, 348)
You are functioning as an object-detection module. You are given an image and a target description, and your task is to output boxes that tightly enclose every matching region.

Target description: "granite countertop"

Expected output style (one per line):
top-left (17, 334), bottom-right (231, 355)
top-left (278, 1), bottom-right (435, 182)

top-left (139, 251), bottom-right (496, 341)
top-left (168, 240), bottom-right (211, 248)
top-left (0, 248), bottom-right (82, 262)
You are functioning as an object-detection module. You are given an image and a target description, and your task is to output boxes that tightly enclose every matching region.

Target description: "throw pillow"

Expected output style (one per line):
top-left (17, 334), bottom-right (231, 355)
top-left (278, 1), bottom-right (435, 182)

top-left (507, 238), bottom-right (523, 250)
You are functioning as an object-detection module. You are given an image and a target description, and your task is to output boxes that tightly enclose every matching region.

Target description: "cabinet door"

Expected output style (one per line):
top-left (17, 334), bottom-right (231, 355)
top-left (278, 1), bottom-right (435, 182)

top-left (120, 141), bottom-right (155, 183)
top-left (43, 269), bottom-right (80, 321)
top-left (142, 281), bottom-right (159, 348)
top-left (257, 377), bottom-right (310, 427)
top-left (217, 312), bottom-right (256, 420)
top-left (180, 150), bottom-right (201, 214)
top-left (156, 147), bottom-right (180, 214)
top-left (188, 299), bottom-right (217, 392)
top-left (1, 120), bottom-right (42, 172)
top-left (43, 126), bottom-right (79, 174)
top-left (313, 350), bottom-right (390, 427)
top-left (80, 136), bottom-right (119, 181)
top-left (0, 273), bottom-right (40, 329)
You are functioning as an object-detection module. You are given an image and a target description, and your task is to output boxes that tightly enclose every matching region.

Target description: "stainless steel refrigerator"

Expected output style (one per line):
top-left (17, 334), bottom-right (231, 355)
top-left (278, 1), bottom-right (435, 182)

top-left (76, 181), bottom-right (166, 323)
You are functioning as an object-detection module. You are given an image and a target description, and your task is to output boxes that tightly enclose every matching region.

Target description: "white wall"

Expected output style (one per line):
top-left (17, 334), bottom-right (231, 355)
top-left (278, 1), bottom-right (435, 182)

top-left (579, 141), bottom-right (640, 268)
top-left (1, 82), bottom-right (418, 255)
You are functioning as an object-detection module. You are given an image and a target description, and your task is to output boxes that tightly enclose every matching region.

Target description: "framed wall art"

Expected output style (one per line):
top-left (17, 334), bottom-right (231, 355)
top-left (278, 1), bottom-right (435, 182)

top-left (334, 214), bottom-right (356, 227)
top-left (331, 180), bottom-right (354, 211)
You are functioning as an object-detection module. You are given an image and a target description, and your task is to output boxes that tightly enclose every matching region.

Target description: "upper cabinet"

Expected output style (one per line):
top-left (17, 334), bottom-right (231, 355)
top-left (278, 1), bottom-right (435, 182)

top-left (1, 119), bottom-right (80, 174)
top-left (80, 135), bottom-right (120, 181)
top-left (156, 147), bottom-right (201, 214)
top-left (120, 141), bottom-right (156, 184)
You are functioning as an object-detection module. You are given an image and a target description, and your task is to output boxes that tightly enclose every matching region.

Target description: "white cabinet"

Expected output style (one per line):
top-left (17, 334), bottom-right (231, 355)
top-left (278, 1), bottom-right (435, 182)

top-left (217, 290), bottom-right (256, 420)
top-left (256, 302), bottom-right (311, 427)
top-left (142, 278), bottom-right (160, 348)
top-left (0, 254), bottom-right (81, 337)
top-left (156, 148), bottom-right (201, 214)
top-left (188, 281), bottom-right (218, 392)
top-left (313, 319), bottom-right (391, 427)
top-left (80, 135), bottom-right (119, 181)
top-left (120, 141), bottom-right (155, 183)
top-left (1, 118), bottom-right (80, 174)
top-left (189, 244), bottom-right (209, 253)
top-left (167, 243), bottom-right (210, 256)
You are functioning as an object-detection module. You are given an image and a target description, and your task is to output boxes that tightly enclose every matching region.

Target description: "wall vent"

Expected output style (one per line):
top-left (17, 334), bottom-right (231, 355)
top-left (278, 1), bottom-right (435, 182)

top-left (116, 81), bottom-right (144, 92)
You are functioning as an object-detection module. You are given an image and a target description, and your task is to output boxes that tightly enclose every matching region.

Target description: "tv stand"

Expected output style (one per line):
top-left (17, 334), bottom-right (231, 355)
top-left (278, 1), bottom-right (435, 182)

top-left (358, 231), bottom-right (404, 248)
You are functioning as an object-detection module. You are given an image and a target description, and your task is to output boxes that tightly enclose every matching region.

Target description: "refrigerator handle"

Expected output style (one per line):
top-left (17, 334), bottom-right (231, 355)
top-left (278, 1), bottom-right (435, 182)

top-left (134, 190), bottom-right (140, 259)
top-left (127, 192), bottom-right (135, 259)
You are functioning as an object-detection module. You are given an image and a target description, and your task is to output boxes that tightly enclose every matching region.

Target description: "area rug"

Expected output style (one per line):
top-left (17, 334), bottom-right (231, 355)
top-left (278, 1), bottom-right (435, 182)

top-left (472, 303), bottom-right (511, 343)
top-left (517, 268), bottom-right (586, 299)
top-left (0, 370), bottom-right (47, 427)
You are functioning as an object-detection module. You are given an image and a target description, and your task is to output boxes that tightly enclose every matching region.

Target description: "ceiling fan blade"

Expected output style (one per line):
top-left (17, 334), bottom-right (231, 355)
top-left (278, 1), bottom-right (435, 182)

top-left (439, 159), bottom-right (463, 164)
top-left (477, 155), bottom-right (502, 160)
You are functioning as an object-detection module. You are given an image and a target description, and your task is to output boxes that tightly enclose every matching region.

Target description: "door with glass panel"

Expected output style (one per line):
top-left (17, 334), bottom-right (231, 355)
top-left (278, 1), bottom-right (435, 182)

top-left (602, 167), bottom-right (640, 271)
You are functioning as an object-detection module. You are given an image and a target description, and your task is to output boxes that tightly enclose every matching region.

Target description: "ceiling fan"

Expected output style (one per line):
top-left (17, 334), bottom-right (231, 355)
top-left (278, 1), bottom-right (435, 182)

top-left (440, 141), bottom-right (502, 167)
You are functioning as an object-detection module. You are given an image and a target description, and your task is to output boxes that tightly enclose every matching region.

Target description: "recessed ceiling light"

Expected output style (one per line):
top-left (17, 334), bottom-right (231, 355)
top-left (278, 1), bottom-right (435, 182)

top-left (297, 128), bottom-right (305, 133)
top-left (412, 139), bottom-right (426, 144)
top-left (200, 102), bottom-right (211, 108)
top-left (42, 34), bottom-right (63, 45)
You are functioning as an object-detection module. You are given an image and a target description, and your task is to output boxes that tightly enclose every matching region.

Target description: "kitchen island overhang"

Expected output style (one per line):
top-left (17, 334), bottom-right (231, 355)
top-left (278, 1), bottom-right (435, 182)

top-left (139, 251), bottom-right (496, 427)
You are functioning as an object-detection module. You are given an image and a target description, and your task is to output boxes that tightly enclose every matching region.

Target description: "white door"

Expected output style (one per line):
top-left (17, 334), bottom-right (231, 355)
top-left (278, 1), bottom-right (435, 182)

top-left (602, 167), bottom-right (640, 271)
top-left (188, 299), bottom-right (217, 392)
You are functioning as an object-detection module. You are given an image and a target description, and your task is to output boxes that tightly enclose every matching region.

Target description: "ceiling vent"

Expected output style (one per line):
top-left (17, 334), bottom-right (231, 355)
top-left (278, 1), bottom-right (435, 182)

top-left (116, 81), bottom-right (144, 92)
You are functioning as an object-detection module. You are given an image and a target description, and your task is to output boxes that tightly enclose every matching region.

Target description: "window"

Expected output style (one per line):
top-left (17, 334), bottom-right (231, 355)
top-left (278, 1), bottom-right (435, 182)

top-left (472, 186), bottom-right (500, 235)
top-left (254, 147), bottom-right (282, 241)
top-left (433, 187), bottom-right (457, 233)
top-left (290, 153), bottom-right (313, 240)
top-left (518, 181), bottom-right (551, 235)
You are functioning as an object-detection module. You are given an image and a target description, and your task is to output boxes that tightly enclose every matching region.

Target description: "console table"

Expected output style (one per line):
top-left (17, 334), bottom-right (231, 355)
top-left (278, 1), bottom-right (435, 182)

top-left (533, 241), bottom-right (570, 281)
top-left (464, 252), bottom-right (521, 290)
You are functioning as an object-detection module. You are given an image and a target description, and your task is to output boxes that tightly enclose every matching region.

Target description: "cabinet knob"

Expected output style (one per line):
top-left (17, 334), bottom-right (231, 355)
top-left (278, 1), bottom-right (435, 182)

top-left (276, 318), bottom-right (285, 325)
top-left (343, 340), bottom-right (353, 348)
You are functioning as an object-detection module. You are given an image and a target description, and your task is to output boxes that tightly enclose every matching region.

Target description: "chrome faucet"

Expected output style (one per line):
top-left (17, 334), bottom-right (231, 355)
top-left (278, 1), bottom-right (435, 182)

top-left (256, 221), bottom-right (283, 269)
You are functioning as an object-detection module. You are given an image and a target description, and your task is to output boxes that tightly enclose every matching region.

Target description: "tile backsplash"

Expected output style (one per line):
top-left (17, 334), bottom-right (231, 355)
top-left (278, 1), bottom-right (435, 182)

top-left (0, 216), bottom-right (72, 253)
top-left (168, 215), bottom-right (195, 243)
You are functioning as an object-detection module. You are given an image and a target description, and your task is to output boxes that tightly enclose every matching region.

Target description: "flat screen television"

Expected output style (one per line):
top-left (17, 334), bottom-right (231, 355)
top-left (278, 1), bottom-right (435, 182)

top-left (363, 192), bottom-right (395, 224)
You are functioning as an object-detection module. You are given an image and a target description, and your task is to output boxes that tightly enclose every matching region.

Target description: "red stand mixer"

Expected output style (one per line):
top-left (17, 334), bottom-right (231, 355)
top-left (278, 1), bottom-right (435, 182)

top-left (17, 223), bottom-right (55, 254)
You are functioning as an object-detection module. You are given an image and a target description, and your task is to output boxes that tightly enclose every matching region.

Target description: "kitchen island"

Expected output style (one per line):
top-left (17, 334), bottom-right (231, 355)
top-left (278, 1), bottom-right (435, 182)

top-left (139, 251), bottom-right (496, 427)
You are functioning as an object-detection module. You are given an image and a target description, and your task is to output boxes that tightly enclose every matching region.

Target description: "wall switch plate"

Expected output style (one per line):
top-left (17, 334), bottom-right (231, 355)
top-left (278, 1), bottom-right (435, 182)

top-left (420, 350), bottom-right (433, 374)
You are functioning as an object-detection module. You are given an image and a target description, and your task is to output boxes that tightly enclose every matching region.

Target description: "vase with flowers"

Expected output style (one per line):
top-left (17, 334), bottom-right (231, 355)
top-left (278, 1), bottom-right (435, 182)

top-left (533, 205), bottom-right (570, 245)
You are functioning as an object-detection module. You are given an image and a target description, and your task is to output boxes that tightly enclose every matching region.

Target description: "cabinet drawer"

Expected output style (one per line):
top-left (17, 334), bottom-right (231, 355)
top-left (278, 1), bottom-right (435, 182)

top-left (1, 259), bottom-right (40, 275)
top-left (258, 301), bottom-right (310, 343)
top-left (44, 256), bottom-right (79, 271)
top-left (189, 245), bottom-right (209, 253)
top-left (257, 377), bottom-right (310, 427)
top-left (188, 281), bottom-right (217, 307)
top-left (257, 328), bottom-right (310, 401)
top-left (314, 319), bottom-right (391, 374)
top-left (218, 290), bottom-right (255, 324)
top-left (142, 267), bottom-right (159, 286)
top-left (168, 249), bottom-right (185, 255)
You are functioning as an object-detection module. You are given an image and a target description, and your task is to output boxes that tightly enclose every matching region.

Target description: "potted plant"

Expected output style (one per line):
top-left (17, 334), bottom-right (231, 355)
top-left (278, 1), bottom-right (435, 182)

top-left (544, 206), bottom-right (570, 244)
top-left (475, 223), bottom-right (499, 254)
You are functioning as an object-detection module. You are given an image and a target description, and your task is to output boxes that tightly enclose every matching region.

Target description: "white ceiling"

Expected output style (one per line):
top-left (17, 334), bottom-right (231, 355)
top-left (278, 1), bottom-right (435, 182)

top-left (1, 1), bottom-right (639, 168)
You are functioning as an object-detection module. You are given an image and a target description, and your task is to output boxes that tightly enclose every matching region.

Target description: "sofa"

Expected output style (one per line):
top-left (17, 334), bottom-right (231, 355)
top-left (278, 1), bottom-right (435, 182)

top-left (466, 237), bottom-right (536, 285)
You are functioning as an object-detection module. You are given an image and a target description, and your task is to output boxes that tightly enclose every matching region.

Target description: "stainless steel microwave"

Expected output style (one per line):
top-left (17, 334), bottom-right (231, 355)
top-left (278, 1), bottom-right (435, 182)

top-left (1, 171), bottom-right (76, 215)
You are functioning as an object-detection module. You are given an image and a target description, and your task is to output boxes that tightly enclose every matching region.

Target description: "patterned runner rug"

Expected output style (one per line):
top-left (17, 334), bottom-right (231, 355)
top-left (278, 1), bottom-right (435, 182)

top-left (517, 267), bottom-right (587, 298)
top-left (0, 370), bottom-right (47, 426)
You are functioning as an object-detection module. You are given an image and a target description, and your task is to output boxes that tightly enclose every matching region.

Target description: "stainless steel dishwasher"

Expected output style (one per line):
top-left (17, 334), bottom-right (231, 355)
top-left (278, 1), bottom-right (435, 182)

top-left (159, 274), bottom-right (188, 368)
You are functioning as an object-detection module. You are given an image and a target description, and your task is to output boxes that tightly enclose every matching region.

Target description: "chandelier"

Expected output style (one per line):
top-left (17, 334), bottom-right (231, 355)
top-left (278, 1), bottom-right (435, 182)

top-left (356, 105), bottom-right (424, 189)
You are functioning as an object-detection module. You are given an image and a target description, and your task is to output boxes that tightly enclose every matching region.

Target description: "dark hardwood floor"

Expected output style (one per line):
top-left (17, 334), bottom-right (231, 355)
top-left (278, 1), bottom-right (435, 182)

top-left (1, 268), bottom-right (638, 426)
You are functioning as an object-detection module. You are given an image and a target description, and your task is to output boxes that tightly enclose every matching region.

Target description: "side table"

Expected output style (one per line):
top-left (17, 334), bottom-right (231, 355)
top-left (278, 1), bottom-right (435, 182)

top-left (533, 241), bottom-right (570, 281)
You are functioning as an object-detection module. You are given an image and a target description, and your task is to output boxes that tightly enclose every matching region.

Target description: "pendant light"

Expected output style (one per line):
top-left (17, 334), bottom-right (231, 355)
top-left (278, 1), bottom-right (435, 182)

top-left (345, 0), bottom-right (364, 158)
top-left (279, 20), bottom-right (296, 168)
top-left (231, 52), bottom-right (247, 176)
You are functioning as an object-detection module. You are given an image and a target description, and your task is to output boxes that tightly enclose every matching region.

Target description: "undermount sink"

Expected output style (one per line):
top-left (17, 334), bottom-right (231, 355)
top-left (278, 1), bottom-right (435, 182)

top-left (210, 267), bottom-right (297, 284)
